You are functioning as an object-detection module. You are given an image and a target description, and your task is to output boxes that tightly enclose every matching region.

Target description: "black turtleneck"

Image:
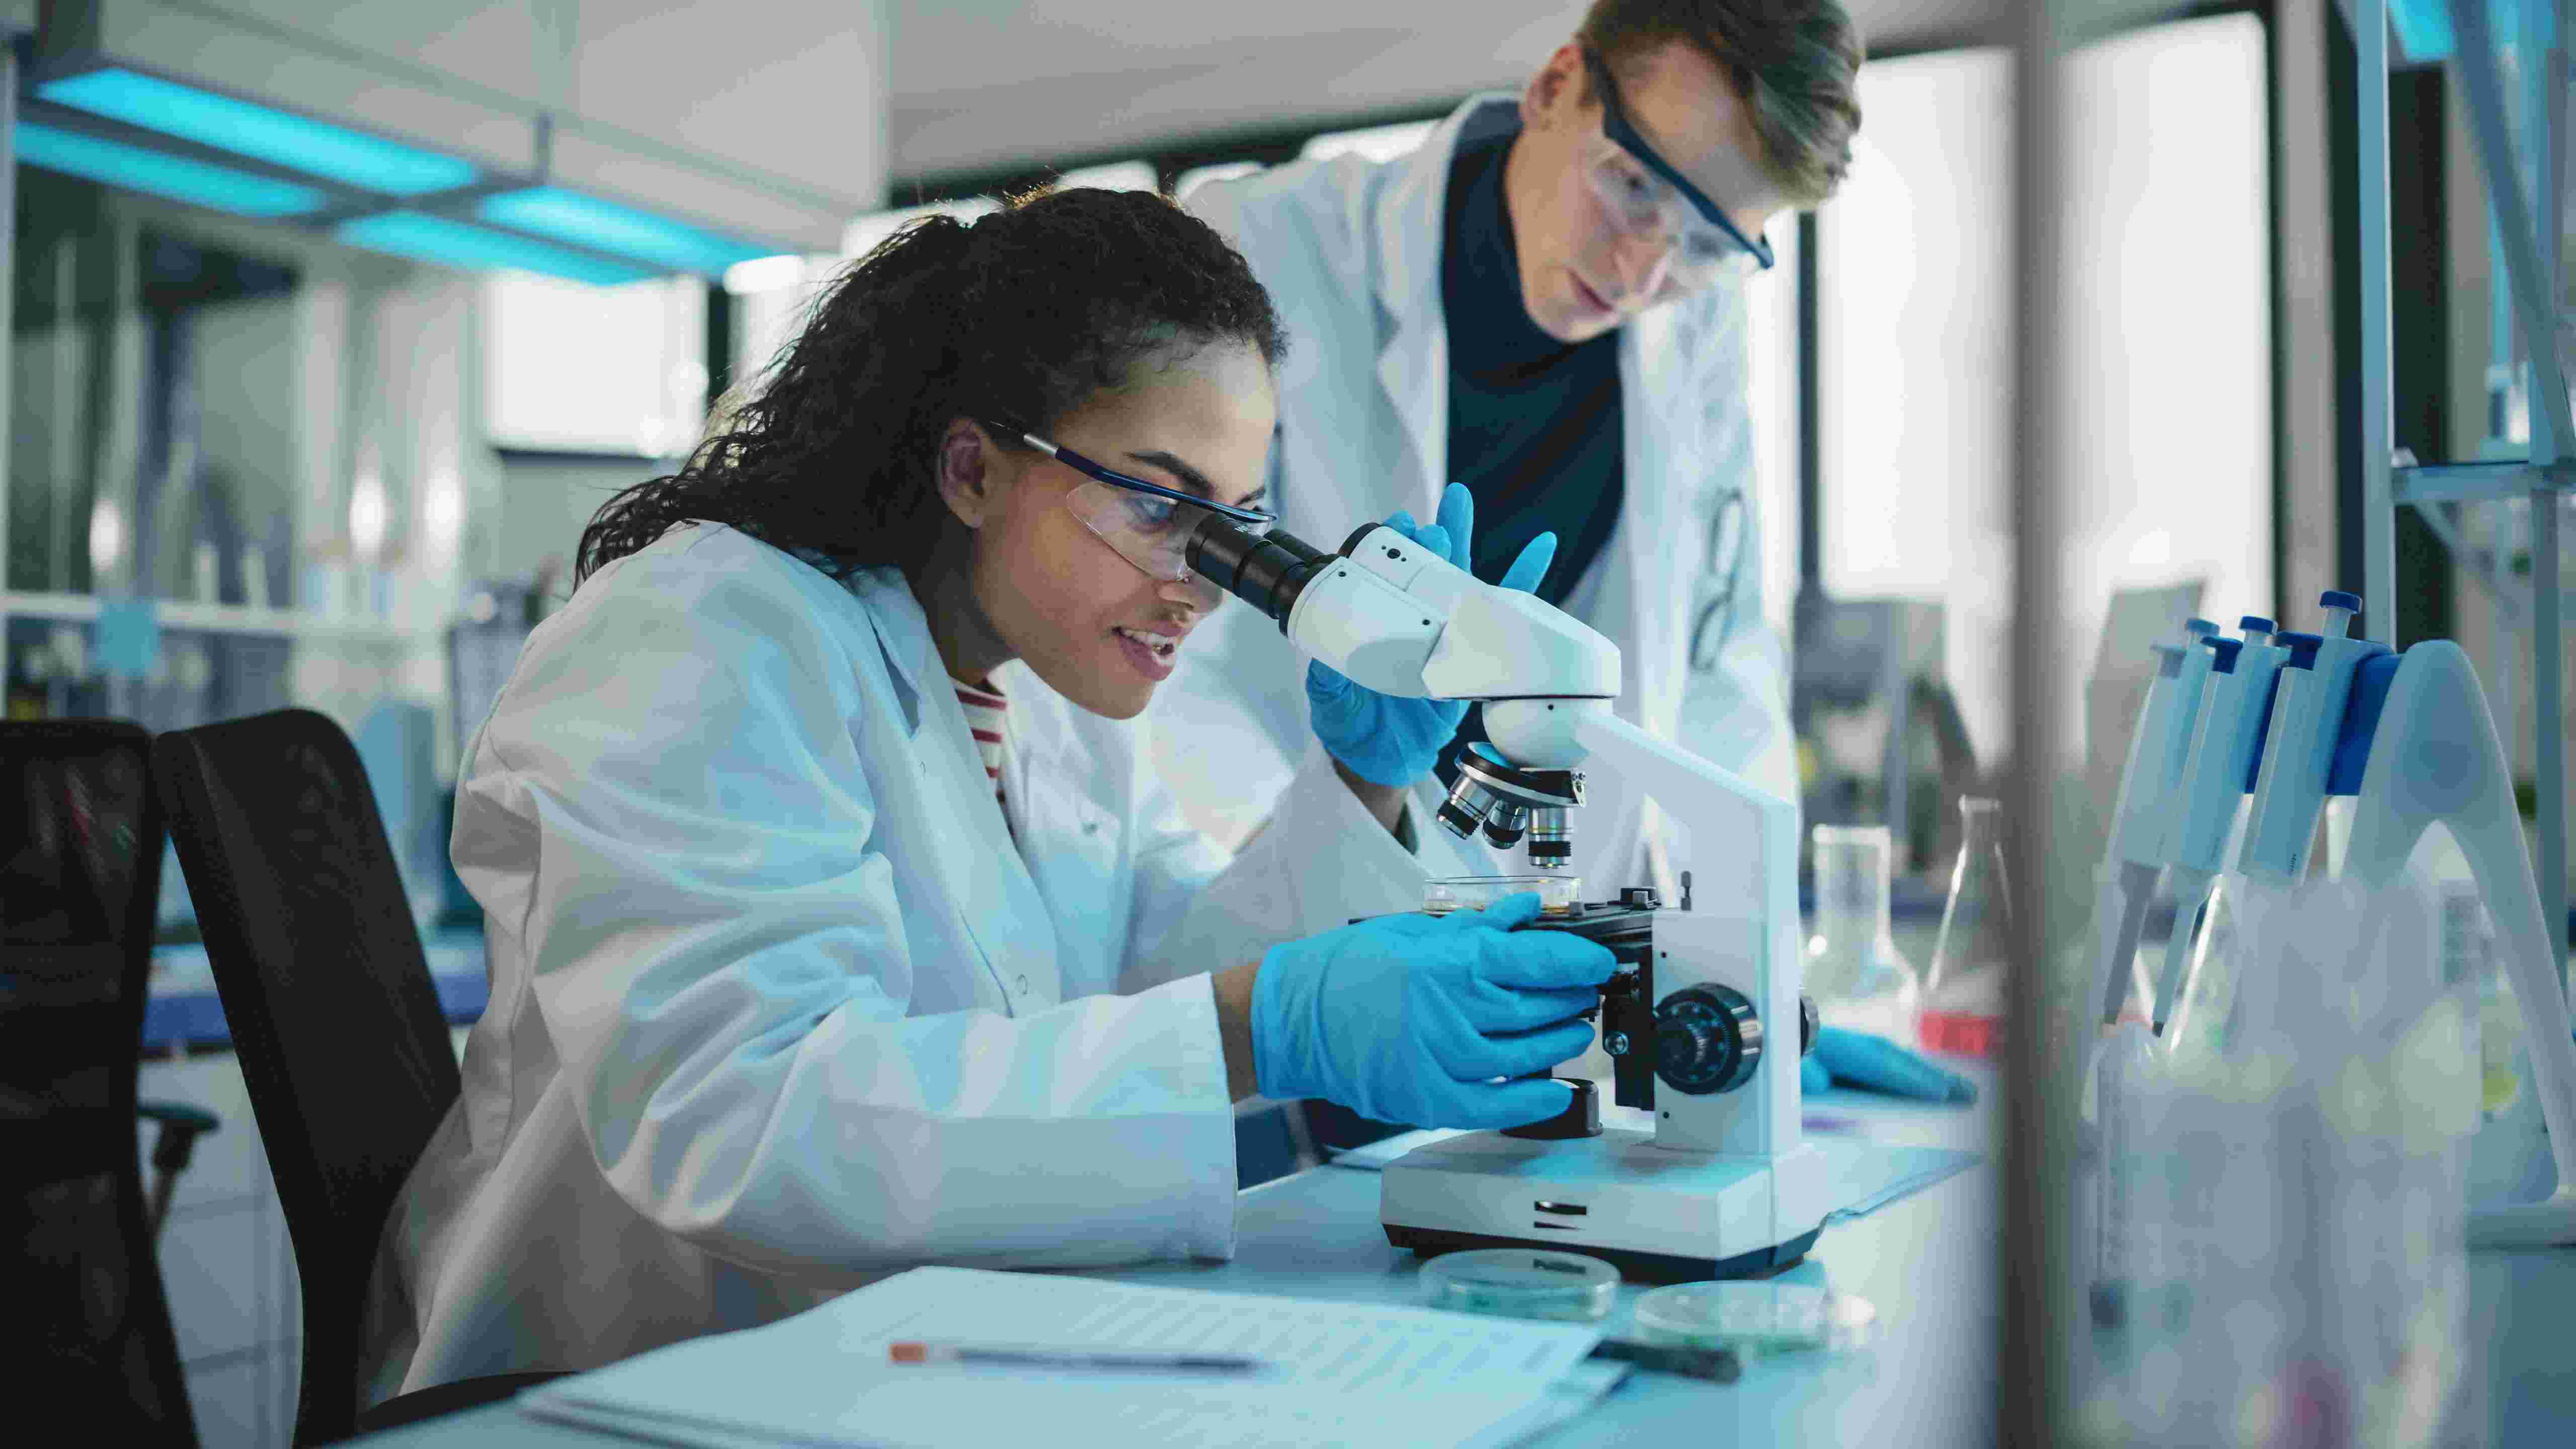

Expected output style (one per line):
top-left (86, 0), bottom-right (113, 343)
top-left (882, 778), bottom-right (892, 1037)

top-left (1435, 110), bottom-right (1626, 787)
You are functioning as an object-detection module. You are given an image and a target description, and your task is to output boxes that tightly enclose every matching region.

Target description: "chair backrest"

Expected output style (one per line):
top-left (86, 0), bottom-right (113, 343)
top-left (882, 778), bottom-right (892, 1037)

top-left (1, 719), bottom-right (196, 1444)
top-left (154, 708), bottom-right (462, 1445)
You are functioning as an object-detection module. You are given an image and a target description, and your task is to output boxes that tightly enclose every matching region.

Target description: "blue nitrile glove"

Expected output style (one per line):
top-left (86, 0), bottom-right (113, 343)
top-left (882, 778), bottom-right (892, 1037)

top-left (1252, 892), bottom-right (1616, 1129)
top-left (1307, 483), bottom-right (1559, 787)
top-left (1811, 1026), bottom-right (1979, 1104)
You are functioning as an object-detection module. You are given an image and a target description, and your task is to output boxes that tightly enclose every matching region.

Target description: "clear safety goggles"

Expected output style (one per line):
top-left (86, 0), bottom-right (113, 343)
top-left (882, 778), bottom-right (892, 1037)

top-left (993, 424), bottom-right (1276, 590)
top-left (1576, 47), bottom-right (1774, 295)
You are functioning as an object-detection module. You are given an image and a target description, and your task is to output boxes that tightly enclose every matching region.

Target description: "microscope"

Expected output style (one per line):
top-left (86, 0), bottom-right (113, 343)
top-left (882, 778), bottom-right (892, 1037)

top-left (1187, 516), bottom-right (1833, 1279)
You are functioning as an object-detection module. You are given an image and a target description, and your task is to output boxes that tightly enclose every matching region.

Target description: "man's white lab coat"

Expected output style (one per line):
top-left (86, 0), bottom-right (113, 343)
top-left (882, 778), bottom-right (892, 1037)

top-left (359, 524), bottom-right (1476, 1401)
top-left (1167, 94), bottom-right (1795, 923)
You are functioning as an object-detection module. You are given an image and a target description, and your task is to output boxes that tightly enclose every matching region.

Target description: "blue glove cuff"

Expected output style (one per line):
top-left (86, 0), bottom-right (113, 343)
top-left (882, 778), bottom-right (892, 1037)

top-left (1247, 942), bottom-right (1310, 1104)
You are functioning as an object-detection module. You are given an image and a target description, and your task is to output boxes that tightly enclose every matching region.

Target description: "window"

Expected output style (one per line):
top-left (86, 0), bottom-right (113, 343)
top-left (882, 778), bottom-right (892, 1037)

top-left (2057, 14), bottom-right (2273, 664)
top-left (1053, 159), bottom-right (1158, 192)
top-left (724, 254), bottom-right (837, 401)
top-left (1817, 47), bottom-right (2016, 758)
top-left (1813, 17), bottom-right (2272, 762)
top-left (482, 271), bottom-right (706, 457)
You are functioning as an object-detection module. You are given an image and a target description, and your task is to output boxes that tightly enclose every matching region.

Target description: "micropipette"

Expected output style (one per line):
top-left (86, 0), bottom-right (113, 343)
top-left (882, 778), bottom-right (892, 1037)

top-left (2240, 592), bottom-right (2389, 884)
top-left (2091, 619), bottom-right (2223, 1026)
top-left (2148, 622), bottom-right (2292, 1033)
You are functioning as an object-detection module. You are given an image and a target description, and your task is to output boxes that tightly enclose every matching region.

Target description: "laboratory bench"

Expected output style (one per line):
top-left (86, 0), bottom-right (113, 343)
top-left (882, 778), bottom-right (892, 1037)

top-left (332, 1060), bottom-right (2576, 1448)
top-left (336, 1076), bottom-right (2001, 1447)
top-left (134, 916), bottom-right (2576, 1446)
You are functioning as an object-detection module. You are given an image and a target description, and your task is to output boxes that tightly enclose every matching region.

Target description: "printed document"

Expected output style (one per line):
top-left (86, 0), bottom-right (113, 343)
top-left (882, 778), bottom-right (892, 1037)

top-left (522, 1265), bottom-right (1617, 1449)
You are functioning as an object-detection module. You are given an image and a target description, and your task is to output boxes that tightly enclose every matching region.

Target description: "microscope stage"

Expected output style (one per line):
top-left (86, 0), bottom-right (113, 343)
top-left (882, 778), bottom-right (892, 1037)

top-left (1380, 1131), bottom-right (1830, 1281)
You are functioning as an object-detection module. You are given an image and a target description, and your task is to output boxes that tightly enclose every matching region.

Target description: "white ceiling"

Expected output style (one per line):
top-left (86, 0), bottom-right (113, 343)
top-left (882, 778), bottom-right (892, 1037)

top-left (885, 0), bottom-right (2011, 181)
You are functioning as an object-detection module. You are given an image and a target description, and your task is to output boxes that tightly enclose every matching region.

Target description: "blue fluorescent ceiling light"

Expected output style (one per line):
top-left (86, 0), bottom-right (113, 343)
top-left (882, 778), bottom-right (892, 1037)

top-left (336, 211), bottom-right (658, 287)
top-left (2387, 0), bottom-right (2455, 60)
top-left (16, 121), bottom-right (327, 217)
top-left (37, 67), bottom-right (477, 196)
top-left (2387, 0), bottom-right (2541, 62)
top-left (477, 187), bottom-right (774, 276)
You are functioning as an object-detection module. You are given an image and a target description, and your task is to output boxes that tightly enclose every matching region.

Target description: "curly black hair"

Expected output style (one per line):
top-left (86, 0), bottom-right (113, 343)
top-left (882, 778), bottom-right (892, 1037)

top-left (576, 187), bottom-right (1289, 586)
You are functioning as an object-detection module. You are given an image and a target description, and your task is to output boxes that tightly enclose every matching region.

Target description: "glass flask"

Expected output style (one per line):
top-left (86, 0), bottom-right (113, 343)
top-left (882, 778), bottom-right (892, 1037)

top-left (1804, 823), bottom-right (1918, 1035)
top-left (1920, 796), bottom-right (2010, 1057)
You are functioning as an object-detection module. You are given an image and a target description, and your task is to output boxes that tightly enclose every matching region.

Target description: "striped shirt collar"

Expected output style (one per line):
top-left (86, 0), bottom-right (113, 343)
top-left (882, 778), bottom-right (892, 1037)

top-left (952, 678), bottom-right (1007, 785)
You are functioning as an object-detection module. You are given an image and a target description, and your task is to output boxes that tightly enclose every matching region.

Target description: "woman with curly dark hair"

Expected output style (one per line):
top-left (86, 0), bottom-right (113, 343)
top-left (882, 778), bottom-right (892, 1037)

top-left (358, 188), bottom-right (1610, 1398)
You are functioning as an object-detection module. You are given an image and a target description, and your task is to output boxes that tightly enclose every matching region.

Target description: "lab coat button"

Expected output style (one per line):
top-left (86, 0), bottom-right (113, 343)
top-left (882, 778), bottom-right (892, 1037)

top-left (1083, 819), bottom-right (1101, 835)
top-left (1015, 974), bottom-right (1029, 993)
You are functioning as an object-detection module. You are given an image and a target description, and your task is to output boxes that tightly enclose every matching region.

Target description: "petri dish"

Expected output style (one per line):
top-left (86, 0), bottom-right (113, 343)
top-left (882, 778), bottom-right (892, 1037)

top-left (1423, 875), bottom-right (1582, 918)
top-left (1633, 1281), bottom-right (1879, 1356)
top-left (1422, 1248), bottom-right (1621, 1322)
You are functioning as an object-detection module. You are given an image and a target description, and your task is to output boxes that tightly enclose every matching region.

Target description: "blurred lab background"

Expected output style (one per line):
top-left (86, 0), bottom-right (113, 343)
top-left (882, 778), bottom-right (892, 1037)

top-left (19, 1), bottom-right (2567, 922)
top-left (6, 2), bottom-right (2574, 1444)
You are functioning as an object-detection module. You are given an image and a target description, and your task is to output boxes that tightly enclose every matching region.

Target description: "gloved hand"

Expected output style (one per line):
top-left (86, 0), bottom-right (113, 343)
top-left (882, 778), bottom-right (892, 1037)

top-left (1307, 482), bottom-right (1558, 787)
top-left (1252, 893), bottom-right (1614, 1129)
top-left (1809, 1026), bottom-right (1979, 1104)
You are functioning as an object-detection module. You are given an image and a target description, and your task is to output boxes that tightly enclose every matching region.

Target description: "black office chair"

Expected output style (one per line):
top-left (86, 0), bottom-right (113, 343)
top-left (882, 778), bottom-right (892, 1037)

top-left (3, 719), bottom-right (199, 1445)
top-left (155, 708), bottom-right (561, 1444)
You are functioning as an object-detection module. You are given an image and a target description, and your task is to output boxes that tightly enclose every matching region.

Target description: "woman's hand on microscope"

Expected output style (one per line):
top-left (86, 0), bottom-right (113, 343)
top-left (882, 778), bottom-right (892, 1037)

top-left (1248, 892), bottom-right (1614, 1129)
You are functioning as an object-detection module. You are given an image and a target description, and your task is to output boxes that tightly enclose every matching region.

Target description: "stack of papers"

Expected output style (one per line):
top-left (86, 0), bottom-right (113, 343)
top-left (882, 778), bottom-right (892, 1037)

top-left (523, 1266), bottom-right (1626, 1449)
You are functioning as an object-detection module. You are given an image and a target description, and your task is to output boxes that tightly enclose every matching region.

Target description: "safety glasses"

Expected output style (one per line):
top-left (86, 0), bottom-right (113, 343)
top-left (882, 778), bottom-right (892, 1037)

top-left (989, 423), bottom-right (1275, 588)
top-left (1577, 47), bottom-right (1773, 292)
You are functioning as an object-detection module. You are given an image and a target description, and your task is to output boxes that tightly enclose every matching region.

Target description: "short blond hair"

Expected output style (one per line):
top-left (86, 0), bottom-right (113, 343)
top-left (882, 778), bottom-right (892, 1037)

top-left (1577, 0), bottom-right (1866, 208)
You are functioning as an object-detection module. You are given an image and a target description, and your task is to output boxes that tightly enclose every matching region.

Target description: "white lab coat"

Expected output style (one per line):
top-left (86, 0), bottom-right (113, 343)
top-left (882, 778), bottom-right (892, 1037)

top-left (358, 523), bottom-right (1461, 1401)
top-left (1172, 94), bottom-right (1795, 912)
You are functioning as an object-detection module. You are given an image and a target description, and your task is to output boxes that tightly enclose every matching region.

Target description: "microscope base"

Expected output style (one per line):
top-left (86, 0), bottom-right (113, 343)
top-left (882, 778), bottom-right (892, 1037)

top-left (1378, 1130), bottom-right (1831, 1283)
top-left (2467, 1186), bottom-right (2576, 1248)
top-left (1384, 1223), bottom-right (1820, 1284)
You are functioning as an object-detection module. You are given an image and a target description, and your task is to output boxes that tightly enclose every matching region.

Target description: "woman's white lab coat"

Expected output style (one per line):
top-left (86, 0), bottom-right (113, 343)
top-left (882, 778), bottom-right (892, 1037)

top-left (358, 523), bottom-right (1475, 1401)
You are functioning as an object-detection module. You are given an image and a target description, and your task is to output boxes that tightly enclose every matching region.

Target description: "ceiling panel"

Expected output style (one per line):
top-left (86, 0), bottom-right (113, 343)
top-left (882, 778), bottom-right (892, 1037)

top-left (886, 0), bottom-right (2010, 180)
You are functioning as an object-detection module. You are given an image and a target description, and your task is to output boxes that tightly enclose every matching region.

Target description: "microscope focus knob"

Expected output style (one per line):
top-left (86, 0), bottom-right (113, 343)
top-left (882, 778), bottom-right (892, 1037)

top-left (1652, 985), bottom-right (1763, 1096)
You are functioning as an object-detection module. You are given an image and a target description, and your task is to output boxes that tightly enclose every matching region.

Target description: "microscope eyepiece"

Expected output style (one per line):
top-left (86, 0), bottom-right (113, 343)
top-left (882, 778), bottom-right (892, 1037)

top-left (1182, 514), bottom-right (1332, 633)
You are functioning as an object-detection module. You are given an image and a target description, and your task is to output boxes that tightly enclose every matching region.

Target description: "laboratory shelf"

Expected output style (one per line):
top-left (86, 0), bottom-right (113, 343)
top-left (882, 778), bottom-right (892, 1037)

top-left (2, 589), bottom-right (445, 646)
top-left (2392, 459), bottom-right (2576, 503)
